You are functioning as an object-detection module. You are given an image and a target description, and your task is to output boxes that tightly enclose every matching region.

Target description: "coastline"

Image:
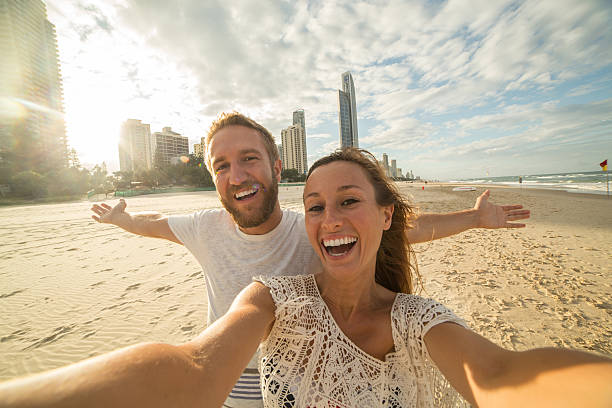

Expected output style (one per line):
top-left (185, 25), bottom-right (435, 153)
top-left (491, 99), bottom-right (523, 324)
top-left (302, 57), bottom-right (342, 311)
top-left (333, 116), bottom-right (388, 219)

top-left (1, 184), bottom-right (610, 380)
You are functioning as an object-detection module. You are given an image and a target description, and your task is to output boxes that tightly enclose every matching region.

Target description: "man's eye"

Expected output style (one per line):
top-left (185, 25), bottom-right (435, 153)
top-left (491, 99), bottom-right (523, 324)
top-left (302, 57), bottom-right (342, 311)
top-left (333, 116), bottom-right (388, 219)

top-left (215, 164), bottom-right (228, 173)
top-left (307, 205), bottom-right (323, 212)
top-left (244, 156), bottom-right (258, 161)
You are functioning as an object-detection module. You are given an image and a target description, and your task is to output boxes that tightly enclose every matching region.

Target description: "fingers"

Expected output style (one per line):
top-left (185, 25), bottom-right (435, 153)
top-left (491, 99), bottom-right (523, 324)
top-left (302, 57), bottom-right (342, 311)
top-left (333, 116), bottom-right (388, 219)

top-left (91, 204), bottom-right (106, 215)
top-left (501, 204), bottom-right (523, 211)
top-left (506, 210), bottom-right (530, 220)
top-left (91, 215), bottom-right (100, 223)
top-left (101, 203), bottom-right (112, 210)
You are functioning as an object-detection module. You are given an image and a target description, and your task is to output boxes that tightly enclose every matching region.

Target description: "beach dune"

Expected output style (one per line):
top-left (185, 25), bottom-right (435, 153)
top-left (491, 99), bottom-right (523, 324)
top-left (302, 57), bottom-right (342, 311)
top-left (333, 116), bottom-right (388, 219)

top-left (0, 185), bottom-right (610, 380)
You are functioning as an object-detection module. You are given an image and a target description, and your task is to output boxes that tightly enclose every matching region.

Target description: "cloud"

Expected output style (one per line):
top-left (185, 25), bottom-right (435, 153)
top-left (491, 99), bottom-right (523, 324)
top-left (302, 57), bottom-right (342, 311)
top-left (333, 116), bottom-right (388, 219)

top-left (48, 0), bottom-right (612, 178)
top-left (308, 133), bottom-right (333, 139)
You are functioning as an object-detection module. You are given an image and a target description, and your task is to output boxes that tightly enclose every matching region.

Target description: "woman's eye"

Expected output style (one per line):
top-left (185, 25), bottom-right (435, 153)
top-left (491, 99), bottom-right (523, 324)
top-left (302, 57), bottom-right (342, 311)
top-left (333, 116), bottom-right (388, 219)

top-left (307, 205), bottom-right (323, 212)
top-left (342, 198), bottom-right (358, 206)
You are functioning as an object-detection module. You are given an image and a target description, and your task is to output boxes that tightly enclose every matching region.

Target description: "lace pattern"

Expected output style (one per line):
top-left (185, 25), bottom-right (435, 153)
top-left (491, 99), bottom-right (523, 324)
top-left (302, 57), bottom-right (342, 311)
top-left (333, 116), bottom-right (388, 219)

top-left (255, 274), bottom-right (470, 407)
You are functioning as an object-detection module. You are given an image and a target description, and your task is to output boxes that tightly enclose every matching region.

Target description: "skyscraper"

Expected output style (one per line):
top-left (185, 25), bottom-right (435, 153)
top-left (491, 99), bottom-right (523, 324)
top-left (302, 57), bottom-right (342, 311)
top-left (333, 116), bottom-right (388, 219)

top-left (1, 0), bottom-right (67, 174)
top-left (293, 109), bottom-right (305, 132)
top-left (391, 159), bottom-right (397, 178)
top-left (281, 125), bottom-right (307, 174)
top-left (338, 72), bottom-right (358, 148)
top-left (119, 119), bottom-right (152, 172)
top-left (382, 153), bottom-right (390, 177)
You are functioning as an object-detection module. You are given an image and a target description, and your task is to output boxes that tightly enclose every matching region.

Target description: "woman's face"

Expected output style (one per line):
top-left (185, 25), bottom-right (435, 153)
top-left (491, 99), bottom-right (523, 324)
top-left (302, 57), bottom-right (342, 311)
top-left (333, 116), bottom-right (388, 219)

top-left (303, 161), bottom-right (393, 279)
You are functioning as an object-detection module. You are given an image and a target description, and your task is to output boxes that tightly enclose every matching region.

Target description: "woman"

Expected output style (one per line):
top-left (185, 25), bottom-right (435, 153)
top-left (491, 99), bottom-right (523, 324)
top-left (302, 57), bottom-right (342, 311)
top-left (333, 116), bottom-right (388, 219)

top-left (1, 149), bottom-right (610, 407)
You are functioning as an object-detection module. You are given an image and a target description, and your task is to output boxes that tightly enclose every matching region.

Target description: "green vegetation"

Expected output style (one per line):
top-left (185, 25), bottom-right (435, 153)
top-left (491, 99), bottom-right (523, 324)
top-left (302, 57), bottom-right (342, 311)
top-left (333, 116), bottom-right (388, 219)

top-left (0, 154), bottom-right (214, 205)
top-left (281, 168), bottom-right (306, 182)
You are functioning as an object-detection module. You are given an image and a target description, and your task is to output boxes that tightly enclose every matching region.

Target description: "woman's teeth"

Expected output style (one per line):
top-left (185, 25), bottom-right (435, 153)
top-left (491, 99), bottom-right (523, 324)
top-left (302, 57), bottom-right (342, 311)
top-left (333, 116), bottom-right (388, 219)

top-left (322, 237), bottom-right (357, 256)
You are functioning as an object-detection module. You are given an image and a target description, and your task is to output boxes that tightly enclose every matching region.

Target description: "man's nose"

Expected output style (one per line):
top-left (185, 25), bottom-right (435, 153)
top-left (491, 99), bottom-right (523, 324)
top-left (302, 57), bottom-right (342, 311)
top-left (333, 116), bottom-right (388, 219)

top-left (229, 163), bottom-right (248, 185)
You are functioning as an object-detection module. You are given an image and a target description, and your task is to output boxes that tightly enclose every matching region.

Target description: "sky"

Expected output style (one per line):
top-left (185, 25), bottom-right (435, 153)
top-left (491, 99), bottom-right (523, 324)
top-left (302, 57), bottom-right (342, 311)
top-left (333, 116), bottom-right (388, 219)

top-left (46, 0), bottom-right (612, 180)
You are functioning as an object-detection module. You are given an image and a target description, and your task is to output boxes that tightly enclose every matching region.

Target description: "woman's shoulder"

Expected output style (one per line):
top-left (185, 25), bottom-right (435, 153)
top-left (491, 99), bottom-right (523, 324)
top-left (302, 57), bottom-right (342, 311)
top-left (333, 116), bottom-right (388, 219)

top-left (253, 274), bottom-right (317, 305)
top-left (393, 293), bottom-right (467, 336)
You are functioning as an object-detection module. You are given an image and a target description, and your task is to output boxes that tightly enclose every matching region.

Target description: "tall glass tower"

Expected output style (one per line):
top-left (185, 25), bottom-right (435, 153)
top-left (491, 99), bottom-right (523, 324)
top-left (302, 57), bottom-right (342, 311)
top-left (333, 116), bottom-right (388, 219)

top-left (1, 0), bottom-right (67, 173)
top-left (338, 72), bottom-right (358, 148)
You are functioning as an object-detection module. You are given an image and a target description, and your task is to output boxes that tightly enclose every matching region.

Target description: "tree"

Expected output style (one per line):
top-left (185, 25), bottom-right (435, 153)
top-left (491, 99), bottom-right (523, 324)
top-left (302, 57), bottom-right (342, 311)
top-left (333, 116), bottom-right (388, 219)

top-left (10, 171), bottom-right (46, 198)
top-left (281, 169), bottom-right (306, 182)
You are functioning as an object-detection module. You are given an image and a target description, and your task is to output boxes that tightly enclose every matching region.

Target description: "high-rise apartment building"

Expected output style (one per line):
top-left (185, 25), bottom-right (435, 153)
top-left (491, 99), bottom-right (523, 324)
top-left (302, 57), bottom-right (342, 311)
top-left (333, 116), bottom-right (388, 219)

top-left (382, 153), bottom-right (390, 177)
top-left (276, 144), bottom-right (283, 162)
top-left (281, 125), bottom-right (307, 174)
top-left (293, 109), bottom-right (305, 131)
top-left (391, 159), bottom-right (397, 178)
top-left (1, 0), bottom-right (67, 173)
top-left (152, 127), bottom-right (188, 167)
top-left (193, 137), bottom-right (205, 158)
top-left (338, 72), bottom-right (358, 148)
top-left (119, 119), bottom-right (152, 172)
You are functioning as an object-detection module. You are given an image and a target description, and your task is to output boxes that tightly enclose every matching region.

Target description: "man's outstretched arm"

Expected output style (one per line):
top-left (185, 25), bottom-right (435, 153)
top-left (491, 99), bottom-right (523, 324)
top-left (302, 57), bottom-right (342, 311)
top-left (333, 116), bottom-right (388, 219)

top-left (90, 199), bottom-right (181, 244)
top-left (407, 190), bottom-right (530, 244)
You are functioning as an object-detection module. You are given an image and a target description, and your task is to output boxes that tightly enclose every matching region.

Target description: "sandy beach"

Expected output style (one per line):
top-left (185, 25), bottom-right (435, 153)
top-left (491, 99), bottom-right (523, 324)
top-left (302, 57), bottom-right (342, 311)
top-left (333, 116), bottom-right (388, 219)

top-left (1, 184), bottom-right (611, 380)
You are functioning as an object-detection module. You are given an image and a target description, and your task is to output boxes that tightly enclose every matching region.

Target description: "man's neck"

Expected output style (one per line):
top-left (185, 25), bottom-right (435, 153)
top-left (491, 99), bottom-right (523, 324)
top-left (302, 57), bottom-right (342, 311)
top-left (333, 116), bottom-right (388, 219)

top-left (237, 203), bottom-right (283, 235)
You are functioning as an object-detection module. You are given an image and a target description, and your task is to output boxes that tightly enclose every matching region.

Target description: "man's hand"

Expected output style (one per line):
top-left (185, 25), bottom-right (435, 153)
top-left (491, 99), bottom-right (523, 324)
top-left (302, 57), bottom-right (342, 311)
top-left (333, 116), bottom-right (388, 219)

top-left (91, 199), bottom-right (127, 225)
top-left (475, 190), bottom-right (530, 229)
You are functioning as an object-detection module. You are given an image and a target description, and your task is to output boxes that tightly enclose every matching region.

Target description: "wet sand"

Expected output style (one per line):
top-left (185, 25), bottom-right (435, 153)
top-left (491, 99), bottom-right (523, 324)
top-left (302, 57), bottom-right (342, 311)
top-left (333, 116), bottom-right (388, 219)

top-left (0, 184), bottom-right (610, 379)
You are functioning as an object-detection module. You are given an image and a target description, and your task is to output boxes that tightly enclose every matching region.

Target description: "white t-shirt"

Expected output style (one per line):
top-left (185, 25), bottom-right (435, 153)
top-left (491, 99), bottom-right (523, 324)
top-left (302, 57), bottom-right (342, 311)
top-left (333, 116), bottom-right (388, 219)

top-left (168, 208), bottom-right (320, 408)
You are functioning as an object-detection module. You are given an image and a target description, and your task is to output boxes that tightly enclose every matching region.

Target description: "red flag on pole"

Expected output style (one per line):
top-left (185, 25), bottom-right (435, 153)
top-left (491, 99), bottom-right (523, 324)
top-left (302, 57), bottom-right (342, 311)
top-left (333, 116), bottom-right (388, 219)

top-left (601, 159), bottom-right (608, 171)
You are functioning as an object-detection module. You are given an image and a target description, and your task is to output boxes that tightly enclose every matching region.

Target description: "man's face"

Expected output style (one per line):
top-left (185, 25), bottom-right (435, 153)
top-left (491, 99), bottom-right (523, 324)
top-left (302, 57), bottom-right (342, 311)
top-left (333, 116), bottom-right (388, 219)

top-left (208, 125), bottom-right (281, 230)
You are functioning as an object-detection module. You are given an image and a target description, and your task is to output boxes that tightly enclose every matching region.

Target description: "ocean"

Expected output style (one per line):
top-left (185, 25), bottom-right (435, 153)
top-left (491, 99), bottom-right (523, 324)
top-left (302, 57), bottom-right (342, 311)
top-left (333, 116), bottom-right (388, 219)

top-left (449, 171), bottom-right (610, 195)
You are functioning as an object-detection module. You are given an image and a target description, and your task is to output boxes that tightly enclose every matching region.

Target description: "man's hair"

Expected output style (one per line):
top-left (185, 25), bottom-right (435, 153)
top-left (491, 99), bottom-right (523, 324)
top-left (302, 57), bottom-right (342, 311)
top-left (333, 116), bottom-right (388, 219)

top-left (205, 112), bottom-right (279, 173)
top-left (307, 148), bottom-right (422, 294)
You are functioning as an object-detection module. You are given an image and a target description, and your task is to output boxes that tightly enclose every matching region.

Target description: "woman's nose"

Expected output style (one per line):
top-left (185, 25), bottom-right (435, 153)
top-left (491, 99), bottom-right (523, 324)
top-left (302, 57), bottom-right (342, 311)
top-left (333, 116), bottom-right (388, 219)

top-left (322, 207), bottom-right (342, 230)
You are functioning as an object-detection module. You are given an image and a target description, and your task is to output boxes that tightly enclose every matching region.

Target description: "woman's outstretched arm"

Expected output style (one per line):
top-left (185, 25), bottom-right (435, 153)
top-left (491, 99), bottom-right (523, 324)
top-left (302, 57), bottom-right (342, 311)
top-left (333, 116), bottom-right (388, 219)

top-left (425, 322), bottom-right (612, 407)
top-left (0, 282), bottom-right (275, 408)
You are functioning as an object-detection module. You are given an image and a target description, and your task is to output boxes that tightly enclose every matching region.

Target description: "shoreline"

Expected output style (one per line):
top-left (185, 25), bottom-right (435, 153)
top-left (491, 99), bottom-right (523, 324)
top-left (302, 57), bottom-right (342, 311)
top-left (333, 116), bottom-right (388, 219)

top-left (409, 182), bottom-right (612, 200)
top-left (443, 180), bottom-right (610, 196)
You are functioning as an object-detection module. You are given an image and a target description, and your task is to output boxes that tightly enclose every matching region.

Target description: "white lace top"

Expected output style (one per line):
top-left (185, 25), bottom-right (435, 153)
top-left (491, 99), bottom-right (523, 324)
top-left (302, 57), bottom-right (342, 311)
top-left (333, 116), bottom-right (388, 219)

top-left (255, 274), bottom-right (469, 408)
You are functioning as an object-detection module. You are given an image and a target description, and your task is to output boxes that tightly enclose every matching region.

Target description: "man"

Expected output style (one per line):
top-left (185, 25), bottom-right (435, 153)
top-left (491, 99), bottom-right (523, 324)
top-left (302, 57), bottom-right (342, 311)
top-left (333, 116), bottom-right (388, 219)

top-left (91, 112), bottom-right (529, 408)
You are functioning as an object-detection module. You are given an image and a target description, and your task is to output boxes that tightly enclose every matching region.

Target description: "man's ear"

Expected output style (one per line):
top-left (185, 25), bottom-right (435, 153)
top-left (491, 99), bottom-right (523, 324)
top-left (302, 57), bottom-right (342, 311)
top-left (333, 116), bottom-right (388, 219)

top-left (273, 159), bottom-right (282, 182)
top-left (382, 204), bottom-right (394, 230)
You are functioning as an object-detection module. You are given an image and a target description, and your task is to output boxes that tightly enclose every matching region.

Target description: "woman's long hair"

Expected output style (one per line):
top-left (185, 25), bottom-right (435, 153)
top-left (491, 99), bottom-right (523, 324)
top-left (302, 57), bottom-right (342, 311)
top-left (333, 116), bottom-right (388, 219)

top-left (306, 148), bottom-right (422, 294)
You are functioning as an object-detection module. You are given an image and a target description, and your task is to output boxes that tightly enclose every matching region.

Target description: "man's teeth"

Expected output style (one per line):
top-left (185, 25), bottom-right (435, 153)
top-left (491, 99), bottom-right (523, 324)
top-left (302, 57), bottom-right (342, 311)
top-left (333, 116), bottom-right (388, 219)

top-left (235, 188), bottom-right (257, 199)
top-left (323, 237), bottom-right (357, 247)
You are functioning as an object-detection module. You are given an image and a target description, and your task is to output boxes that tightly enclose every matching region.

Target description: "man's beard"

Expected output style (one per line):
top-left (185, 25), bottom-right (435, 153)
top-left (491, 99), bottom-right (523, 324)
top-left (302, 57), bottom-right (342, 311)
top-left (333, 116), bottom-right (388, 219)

top-left (220, 177), bottom-right (278, 229)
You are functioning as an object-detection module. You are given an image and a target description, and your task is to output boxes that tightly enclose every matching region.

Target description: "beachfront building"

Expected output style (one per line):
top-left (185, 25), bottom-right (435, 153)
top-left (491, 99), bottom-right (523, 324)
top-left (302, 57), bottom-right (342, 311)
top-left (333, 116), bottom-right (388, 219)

top-left (338, 72), bottom-right (358, 148)
top-left (281, 125), bottom-right (307, 174)
top-left (119, 119), bottom-right (152, 172)
top-left (1, 0), bottom-right (67, 173)
top-left (152, 127), bottom-right (189, 167)
top-left (397, 168), bottom-right (403, 178)
top-left (193, 137), bottom-right (205, 158)
top-left (382, 153), bottom-right (390, 177)
top-left (391, 159), bottom-right (397, 178)
top-left (293, 109), bottom-right (305, 132)
top-left (277, 144), bottom-right (283, 162)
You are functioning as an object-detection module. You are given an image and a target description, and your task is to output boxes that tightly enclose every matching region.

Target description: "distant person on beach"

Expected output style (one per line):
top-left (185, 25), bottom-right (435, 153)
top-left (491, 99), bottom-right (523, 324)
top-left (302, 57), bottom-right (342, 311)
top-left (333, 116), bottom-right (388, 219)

top-left (89, 112), bottom-right (530, 407)
top-left (2, 148), bottom-right (609, 408)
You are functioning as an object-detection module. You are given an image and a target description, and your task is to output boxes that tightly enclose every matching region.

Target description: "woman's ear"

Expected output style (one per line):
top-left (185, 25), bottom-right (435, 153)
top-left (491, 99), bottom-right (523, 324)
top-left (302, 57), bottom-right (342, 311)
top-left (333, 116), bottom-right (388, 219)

top-left (382, 204), bottom-right (394, 230)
